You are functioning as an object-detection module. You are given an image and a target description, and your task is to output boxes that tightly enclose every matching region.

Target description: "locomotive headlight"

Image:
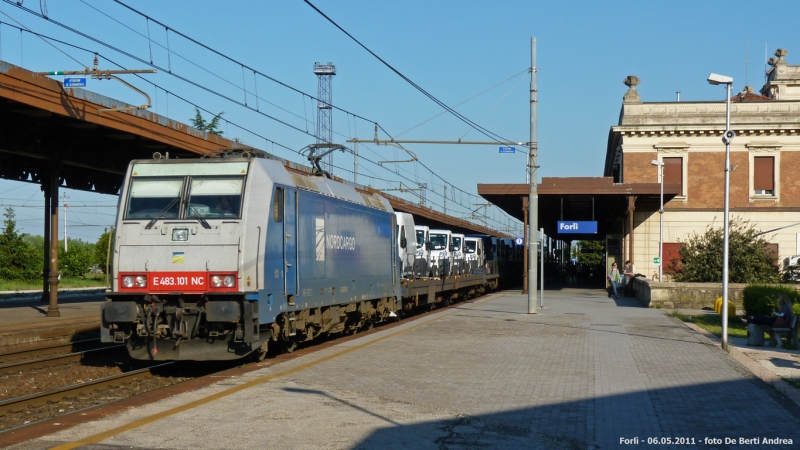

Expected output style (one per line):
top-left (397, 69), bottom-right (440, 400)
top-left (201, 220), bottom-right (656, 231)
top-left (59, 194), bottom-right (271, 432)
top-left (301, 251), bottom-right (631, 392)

top-left (223, 275), bottom-right (235, 287)
top-left (135, 275), bottom-right (147, 287)
top-left (172, 228), bottom-right (189, 242)
top-left (123, 276), bottom-right (134, 288)
top-left (211, 275), bottom-right (222, 287)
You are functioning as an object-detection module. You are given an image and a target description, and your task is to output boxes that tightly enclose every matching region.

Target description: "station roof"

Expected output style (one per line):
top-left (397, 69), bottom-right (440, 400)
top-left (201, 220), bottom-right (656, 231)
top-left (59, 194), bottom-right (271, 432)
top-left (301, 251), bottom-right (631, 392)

top-left (0, 60), bottom-right (507, 237)
top-left (478, 177), bottom-right (681, 240)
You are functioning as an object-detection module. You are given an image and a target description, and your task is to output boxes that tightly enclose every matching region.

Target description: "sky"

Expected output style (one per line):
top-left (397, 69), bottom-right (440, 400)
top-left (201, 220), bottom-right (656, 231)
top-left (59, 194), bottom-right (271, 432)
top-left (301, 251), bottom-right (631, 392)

top-left (1, 0), bottom-right (799, 242)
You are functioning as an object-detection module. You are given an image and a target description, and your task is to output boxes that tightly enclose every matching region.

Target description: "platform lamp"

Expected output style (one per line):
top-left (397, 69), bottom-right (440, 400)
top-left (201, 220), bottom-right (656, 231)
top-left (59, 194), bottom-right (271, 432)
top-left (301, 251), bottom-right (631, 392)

top-left (708, 73), bottom-right (734, 351)
top-left (650, 160), bottom-right (664, 282)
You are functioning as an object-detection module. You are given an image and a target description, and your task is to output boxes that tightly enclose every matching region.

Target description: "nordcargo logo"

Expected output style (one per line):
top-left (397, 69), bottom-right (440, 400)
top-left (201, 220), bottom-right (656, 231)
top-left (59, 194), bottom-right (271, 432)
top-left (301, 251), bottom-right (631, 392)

top-left (326, 234), bottom-right (355, 251)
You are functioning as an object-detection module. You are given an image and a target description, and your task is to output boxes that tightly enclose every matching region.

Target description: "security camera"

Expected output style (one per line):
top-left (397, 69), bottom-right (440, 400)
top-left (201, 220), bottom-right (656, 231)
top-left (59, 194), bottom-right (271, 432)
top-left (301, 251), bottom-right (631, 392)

top-left (707, 73), bottom-right (733, 85)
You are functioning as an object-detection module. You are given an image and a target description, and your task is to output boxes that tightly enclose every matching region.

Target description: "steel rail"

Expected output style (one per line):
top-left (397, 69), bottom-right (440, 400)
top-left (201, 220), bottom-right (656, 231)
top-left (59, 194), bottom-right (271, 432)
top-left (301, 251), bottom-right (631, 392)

top-left (0, 363), bottom-right (172, 416)
top-left (0, 345), bottom-right (124, 374)
top-left (0, 340), bottom-right (100, 365)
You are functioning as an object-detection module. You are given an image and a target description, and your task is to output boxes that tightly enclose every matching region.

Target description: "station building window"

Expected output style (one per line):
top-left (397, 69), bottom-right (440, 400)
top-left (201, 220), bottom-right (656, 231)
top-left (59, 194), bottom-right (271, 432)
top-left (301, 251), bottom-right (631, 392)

top-left (747, 146), bottom-right (780, 201)
top-left (753, 156), bottom-right (775, 195)
top-left (663, 157), bottom-right (684, 196)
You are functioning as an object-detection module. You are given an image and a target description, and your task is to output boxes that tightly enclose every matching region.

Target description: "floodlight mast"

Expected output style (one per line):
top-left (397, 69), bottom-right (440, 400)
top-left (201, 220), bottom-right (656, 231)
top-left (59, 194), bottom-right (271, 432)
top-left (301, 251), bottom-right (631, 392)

top-left (707, 73), bottom-right (734, 351)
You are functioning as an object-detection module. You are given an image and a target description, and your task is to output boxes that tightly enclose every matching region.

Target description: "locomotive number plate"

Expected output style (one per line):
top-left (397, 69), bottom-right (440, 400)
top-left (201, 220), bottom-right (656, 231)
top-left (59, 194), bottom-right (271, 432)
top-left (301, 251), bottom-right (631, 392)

top-left (149, 272), bottom-right (207, 291)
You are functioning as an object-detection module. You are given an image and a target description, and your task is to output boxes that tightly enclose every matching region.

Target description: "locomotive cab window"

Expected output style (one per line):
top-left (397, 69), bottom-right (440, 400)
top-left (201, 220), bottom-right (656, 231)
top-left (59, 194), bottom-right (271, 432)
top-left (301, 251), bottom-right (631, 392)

top-left (273, 187), bottom-right (284, 222)
top-left (125, 178), bottom-right (184, 219)
top-left (187, 177), bottom-right (244, 219)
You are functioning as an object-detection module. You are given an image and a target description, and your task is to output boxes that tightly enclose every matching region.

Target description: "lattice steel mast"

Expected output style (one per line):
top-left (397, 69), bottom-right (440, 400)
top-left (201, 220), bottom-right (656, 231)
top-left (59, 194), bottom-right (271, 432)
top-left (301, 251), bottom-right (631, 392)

top-left (314, 62), bottom-right (336, 173)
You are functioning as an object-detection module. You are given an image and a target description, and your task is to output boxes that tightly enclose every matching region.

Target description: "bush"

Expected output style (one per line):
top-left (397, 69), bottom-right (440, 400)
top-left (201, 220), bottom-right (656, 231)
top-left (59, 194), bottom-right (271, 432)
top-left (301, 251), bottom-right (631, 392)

top-left (742, 284), bottom-right (800, 317)
top-left (671, 218), bottom-right (780, 283)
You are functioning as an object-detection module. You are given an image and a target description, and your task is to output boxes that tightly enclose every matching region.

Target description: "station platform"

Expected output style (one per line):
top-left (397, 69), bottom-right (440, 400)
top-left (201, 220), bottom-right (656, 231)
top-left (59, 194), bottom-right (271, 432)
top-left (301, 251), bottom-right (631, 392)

top-left (10, 288), bottom-right (800, 449)
top-left (0, 292), bottom-right (104, 353)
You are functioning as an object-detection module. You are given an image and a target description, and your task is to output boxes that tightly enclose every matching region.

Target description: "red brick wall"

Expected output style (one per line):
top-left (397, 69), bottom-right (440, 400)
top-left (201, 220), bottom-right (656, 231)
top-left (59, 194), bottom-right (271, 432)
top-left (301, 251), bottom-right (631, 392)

top-left (624, 150), bottom-right (800, 209)
top-left (623, 152), bottom-right (657, 184)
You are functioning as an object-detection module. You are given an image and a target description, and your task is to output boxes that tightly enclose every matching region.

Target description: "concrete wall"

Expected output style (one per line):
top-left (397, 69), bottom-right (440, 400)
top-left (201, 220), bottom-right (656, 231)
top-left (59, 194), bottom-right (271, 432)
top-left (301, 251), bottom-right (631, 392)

top-left (632, 278), bottom-right (747, 310)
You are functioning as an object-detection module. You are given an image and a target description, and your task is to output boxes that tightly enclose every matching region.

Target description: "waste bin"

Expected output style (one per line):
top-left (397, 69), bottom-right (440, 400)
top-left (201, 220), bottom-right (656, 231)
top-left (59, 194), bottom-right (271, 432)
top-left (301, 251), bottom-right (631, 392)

top-left (747, 323), bottom-right (765, 346)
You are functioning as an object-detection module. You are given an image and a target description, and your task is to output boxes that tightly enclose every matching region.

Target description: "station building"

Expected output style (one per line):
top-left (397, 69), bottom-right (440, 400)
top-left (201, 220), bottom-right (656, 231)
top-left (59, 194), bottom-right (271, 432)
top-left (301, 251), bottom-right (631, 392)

top-left (607, 48), bottom-right (800, 279)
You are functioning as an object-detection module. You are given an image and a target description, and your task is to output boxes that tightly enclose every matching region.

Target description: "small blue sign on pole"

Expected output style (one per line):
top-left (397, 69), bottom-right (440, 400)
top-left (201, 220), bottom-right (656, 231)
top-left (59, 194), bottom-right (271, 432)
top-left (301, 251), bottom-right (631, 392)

top-left (498, 146), bottom-right (516, 154)
top-left (557, 221), bottom-right (598, 234)
top-left (514, 236), bottom-right (524, 245)
top-left (64, 77), bottom-right (87, 88)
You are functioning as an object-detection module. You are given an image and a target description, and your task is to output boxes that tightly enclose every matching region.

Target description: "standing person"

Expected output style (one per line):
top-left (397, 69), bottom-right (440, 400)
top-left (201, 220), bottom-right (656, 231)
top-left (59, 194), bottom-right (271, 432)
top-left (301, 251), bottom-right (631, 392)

top-left (607, 262), bottom-right (622, 299)
top-left (622, 260), bottom-right (635, 297)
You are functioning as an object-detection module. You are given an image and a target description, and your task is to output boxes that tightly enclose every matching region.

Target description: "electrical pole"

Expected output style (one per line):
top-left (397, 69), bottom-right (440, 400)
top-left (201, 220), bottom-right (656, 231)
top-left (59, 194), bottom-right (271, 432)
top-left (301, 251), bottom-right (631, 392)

top-left (62, 193), bottom-right (69, 252)
top-left (528, 37), bottom-right (539, 314)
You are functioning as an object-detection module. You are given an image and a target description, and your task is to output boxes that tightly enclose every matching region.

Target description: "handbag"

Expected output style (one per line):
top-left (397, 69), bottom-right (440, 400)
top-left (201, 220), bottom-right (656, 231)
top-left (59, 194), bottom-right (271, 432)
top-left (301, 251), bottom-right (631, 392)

top-left (772, 316), bottom-right (790, 328)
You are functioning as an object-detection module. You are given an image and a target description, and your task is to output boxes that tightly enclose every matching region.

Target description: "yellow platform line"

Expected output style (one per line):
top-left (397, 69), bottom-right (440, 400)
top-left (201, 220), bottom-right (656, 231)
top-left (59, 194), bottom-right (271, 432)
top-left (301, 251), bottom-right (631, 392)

top-left (51, 294), bottom-right (500, 450)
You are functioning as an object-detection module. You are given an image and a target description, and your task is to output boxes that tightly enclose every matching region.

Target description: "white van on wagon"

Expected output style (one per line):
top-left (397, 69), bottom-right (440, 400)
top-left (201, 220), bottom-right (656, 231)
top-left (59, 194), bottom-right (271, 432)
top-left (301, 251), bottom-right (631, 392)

top-left (395, 212), bottom-right (417, 279)
top-left (414, 225), bottom-right (431, 278)
top-left (428, 229), bottom-right (453, 277)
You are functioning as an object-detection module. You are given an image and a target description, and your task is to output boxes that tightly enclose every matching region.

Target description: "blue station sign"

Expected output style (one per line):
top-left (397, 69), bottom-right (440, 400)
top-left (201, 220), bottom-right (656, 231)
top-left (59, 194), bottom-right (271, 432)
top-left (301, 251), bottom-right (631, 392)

top-left (557, 221), bottom-right (598, 234)
top-left (64, 77), bottom-right (87, 88)
top-left (498, 146), bottom-right (516, 154)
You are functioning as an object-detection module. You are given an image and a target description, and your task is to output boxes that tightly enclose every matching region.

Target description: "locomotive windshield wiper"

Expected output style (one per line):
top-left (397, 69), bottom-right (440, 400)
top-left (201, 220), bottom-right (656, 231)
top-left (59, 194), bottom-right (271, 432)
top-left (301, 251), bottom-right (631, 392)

top-left (187, 205), bottom-right (212, 229)
top-left (144, 197), bottom-right (180, 229)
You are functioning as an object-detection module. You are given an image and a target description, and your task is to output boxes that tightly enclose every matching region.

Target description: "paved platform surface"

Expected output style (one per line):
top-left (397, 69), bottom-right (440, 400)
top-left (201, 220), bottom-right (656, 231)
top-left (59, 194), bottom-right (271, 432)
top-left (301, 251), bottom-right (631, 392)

top-left (9, 289), bottom-right (800, 450)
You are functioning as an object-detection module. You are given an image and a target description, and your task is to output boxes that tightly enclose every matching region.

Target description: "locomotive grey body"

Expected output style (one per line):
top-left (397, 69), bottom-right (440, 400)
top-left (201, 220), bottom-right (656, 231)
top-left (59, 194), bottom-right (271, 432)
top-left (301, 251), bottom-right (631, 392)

top-left (102, 157), bottom-right (400, 360)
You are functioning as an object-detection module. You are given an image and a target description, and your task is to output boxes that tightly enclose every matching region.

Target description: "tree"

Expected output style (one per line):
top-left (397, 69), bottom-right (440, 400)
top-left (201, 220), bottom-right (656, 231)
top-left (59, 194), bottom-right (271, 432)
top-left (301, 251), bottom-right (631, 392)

top-left (670, 218), bottom-right (780, 284)
top-left (0, 207), bottom-right (42, 281)
top-left (94, 229), bottom-right (112, 273)
top-left (60, 239), bottom-right (95, 278)
top-left (577, 240), bottom-right (604, 267)
top-left (190, 107), bottom-right (225, 136)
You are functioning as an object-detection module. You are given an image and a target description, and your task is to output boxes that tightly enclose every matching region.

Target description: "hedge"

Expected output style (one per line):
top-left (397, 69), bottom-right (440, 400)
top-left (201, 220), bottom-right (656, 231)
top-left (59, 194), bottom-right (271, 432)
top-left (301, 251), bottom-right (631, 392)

top-left (742, 284), bottom-right (800, 317)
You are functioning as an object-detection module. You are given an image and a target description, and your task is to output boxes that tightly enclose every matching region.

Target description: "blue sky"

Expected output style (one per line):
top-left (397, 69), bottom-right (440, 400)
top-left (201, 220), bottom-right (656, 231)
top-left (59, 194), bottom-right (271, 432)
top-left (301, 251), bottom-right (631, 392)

top-left (1, 0), bottom-right (798, 241)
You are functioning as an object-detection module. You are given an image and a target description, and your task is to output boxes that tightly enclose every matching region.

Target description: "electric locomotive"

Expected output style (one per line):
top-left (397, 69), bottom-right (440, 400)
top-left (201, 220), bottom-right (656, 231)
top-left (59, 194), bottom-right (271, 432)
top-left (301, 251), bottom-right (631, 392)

top-left (101, 155), bottom-right (400, 361)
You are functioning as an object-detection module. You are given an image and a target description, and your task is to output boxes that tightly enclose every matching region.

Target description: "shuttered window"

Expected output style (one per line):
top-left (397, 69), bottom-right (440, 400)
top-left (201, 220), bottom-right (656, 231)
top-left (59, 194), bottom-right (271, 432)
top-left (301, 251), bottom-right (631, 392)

top-left (753, 156), bottom-right (774, 195)
top-left (663, 157), bottom-right (683, 196)
top-left (663, 243), bottom-right (684, 275)
top-left (764, 243), bottom-right (779, 267)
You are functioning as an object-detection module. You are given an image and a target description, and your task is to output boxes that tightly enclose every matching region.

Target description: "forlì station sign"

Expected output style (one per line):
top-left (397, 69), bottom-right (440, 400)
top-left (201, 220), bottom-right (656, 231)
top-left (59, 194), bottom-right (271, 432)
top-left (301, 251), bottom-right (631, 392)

top-left (557, 221), bottom-right (597, 234)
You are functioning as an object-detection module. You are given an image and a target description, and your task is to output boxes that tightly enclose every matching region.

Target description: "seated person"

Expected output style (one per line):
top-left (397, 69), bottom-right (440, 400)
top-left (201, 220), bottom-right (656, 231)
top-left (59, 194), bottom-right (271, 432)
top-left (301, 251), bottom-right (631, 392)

top-left (607, 262), bottom-right (623, 299)
top-left (214, 196), bottom-right (236, 216)
top-left (742, 294), bottom-right (794, 344)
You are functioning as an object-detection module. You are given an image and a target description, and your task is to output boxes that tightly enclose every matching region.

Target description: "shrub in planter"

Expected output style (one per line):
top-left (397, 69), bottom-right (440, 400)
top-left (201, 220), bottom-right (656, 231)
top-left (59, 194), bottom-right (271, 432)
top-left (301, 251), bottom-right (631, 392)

top-left (742, 284), bottom-right (800, 317)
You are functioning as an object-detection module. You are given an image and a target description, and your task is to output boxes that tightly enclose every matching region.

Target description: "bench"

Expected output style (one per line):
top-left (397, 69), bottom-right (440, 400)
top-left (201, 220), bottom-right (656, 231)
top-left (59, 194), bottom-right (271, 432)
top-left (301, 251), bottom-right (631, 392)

top-left (767, 314), bottom-right (799, 348)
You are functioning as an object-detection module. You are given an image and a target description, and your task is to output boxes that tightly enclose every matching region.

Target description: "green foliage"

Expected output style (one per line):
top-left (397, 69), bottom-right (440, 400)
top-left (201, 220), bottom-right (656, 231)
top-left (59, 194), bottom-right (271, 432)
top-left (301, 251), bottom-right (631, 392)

top-left (0, 208), bottom-right (42, 281)
top-left (670, 218), bottom-right (780, 283)
top-left (94, 229), bottom-right (112, 274)
top-left (742, 284), bottom-right (800, 317)
top-left (577, 240), bottom-right (604, 266)
top-left (60, 239), bottom-right (95, 278)
top-left (189, 107), bottom-right (225, 136)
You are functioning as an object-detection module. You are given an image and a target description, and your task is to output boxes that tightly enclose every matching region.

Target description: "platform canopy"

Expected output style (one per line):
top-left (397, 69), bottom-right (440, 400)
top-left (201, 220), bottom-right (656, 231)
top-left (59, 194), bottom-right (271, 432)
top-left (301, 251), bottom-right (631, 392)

top-left (478, 177), bottom-right (681, 240)
top-left (0, 60), bottom-right (507, 237)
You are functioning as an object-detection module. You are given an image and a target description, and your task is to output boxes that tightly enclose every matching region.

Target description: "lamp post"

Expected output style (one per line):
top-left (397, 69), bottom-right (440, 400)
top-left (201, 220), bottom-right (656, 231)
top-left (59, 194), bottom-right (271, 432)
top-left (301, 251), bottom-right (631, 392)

top-left (650, 160), bottom-right (664, 282)
top-left (707, 73), bottom-right (734, 350)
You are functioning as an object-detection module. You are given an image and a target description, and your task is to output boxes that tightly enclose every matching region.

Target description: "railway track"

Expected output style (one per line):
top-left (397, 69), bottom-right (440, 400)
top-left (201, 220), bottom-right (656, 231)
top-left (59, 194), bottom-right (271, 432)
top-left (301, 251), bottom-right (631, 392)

top-left (0, 345), bottom-right (124, 375)
top-left (0, 363), bottom-right (172, 416)
top-left (0, 339), bottom-right (103, 365)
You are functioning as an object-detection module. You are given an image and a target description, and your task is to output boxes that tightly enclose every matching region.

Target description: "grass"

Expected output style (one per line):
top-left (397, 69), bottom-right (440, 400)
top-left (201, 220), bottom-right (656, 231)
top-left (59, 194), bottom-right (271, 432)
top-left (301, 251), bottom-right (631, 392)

top-left (669, 311), bottom-right (750, 339)
top-left (670, 310), bottom-right (798, 350)
top-left (782, 377), bottom-right (800, 390)
top-left (0, 274), bottom-right (109, 291)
